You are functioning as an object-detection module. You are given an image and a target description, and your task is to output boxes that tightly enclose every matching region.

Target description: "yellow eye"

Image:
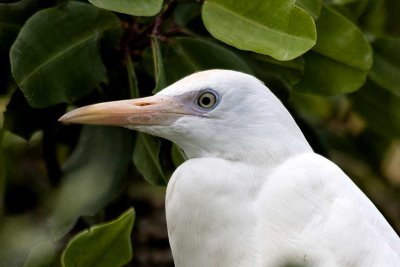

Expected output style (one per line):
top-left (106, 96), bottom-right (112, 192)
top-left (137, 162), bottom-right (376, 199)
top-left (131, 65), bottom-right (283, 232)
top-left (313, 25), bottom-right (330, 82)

top-left (197, 91), bottom-right (218, 109)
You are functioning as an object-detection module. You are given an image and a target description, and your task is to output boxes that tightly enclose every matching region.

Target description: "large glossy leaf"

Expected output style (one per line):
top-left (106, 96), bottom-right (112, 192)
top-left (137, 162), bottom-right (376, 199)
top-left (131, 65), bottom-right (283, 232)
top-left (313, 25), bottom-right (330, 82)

top-left (156, 37), bottom-right (252, 85)
top-left (133, 133), bottom-right (166, 186)
top-left (10, 1), bottom-right (122, 108)
top-left (51, 126), bottom-right (134, 238)
top-left (202, 0), bottom-right (316, 61)
top-left (369, 36), bottom-right (400, 96)
top-left (295, 5), bottom-right (372, 95)
top-left (89, 0), bottom-right (163, 16)
top-left (61, 208), bottom-right (135, 267)
top-left (313, 5), bottom-right (372, 71)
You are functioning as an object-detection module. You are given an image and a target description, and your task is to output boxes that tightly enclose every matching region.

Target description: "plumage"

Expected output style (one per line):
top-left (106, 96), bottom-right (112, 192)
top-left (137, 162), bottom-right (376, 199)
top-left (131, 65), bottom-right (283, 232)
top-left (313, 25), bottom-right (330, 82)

top-left (60, 69), bottom-right (400, 266)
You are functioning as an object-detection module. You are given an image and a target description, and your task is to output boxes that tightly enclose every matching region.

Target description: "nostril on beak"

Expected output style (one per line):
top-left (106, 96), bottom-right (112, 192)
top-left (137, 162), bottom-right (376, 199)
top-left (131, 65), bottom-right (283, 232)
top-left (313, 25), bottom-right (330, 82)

top-left (136, 102), bottom-right (153, 107)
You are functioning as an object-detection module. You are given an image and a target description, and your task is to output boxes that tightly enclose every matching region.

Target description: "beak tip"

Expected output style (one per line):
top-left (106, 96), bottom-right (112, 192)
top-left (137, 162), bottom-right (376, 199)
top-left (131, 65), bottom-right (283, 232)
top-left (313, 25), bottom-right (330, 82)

top-left (58, 114), bottom-right (71, 124)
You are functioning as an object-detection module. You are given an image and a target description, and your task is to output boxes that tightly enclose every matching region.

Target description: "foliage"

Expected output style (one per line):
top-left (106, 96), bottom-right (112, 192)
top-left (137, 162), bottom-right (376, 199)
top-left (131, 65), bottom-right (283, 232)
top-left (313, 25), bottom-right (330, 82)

top-left (0, 0), bottom-right (399, 266)
top-left (61, 208), bottom-right (135, 267)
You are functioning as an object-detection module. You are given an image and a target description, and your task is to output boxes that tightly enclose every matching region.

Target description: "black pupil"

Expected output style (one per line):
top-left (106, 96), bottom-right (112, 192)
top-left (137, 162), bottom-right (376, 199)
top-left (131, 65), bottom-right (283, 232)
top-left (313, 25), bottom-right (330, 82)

top-left (201, 96), bottom-right (211, 106)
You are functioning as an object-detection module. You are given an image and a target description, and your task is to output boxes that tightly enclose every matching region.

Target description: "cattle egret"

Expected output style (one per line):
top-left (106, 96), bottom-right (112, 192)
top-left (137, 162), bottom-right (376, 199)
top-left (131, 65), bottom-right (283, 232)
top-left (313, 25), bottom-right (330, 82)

top-left (60, 70), bottom-right (400, 266)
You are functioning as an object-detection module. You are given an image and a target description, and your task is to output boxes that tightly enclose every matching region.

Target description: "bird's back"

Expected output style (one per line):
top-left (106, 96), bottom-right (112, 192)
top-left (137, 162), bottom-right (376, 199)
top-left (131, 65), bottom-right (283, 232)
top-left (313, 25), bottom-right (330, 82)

top-left (256, 153), bottom-right (400, 266)
top-left (166, 153), bottom-right (400, 267)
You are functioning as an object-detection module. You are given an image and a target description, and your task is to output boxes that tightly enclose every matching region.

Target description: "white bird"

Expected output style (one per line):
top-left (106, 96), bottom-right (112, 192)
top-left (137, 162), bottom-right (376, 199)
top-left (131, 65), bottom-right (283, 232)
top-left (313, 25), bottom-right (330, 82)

top-left (60, 70), bottom-right (400, 267)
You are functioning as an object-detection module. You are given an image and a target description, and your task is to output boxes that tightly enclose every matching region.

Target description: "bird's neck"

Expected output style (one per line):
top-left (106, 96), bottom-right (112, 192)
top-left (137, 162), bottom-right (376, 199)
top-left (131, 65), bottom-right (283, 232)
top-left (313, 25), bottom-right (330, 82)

top-left (181, 125), bottom-right (312, 169)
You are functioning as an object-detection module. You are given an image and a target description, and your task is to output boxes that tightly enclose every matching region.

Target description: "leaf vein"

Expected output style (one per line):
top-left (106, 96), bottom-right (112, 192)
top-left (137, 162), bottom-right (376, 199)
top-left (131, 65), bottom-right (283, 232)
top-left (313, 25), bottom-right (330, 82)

top-left (18, 23), bottom-right (119, 87)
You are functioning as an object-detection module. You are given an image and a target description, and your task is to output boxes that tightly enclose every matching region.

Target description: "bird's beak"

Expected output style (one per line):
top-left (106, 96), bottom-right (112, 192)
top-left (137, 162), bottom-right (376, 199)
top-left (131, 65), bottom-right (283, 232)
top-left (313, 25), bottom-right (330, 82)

top-left (58, 95), bottom-right (187, 127)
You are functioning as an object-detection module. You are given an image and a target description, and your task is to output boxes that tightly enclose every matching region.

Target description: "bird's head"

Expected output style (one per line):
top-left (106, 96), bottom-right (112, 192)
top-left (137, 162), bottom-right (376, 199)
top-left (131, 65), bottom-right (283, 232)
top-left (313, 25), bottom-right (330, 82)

top-left (60, 70), bottom-right (311, 164)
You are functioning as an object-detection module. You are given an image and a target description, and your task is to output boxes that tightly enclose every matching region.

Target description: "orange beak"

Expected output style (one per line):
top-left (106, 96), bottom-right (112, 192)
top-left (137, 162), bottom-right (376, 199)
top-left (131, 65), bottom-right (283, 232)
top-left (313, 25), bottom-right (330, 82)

top-left (59, 95), bottom-right (189, 127)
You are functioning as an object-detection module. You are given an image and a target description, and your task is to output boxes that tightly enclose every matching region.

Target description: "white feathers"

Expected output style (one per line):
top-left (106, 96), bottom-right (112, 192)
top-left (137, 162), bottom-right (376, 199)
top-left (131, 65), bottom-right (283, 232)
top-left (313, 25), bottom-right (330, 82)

top-left (157, 70), bottom-right (400, 267)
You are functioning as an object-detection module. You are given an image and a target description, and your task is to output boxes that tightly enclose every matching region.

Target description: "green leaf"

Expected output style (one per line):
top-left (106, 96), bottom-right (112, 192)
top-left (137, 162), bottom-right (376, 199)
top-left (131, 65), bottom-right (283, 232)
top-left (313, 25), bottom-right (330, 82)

top-left (51, 126), bottom-right (134, 238)
top-left (295, 4), bottom-right (372, 95)
top-left (133, 133), bottom-right (166, 186)
top-left (0, 0), bottom-right (50, 51)
top-left (174, 2), bottom-right (201, 27)
top-left (126, 54), bottom-right (140, 98)
top-left (369, 36), bottom-right (400, 96)
top-left (89, 0), bottom-right (163, 16)
top-left (160, 37), bottom-right (253, 85)
top-left (295, 0), bottom-right (321, 19)
top-left (295, 51), bottom-right (368, 94)
top-left (171, 144), bottom-right (186, 167)
top-left (151, 36), bottom-right (167, 93)
top-left (61, 208), bottom-right (135, 267)
top-left (10, 1), bottom-right (122, 108)
top-left (314, 5), bottom-right (372, 71)
top-left (290, 90), bottom-right (333, 122)
top-left (202, 0), bottom-right (316, 61)
top-left (350, 80), bottom-right (400, 138)
top-left (359, 0), bottom-right (386, 35)
top-left (328, 0), bottom-right (370, 22)
top-left (245, 54), bottom-right (304, 88)
top-left (0, 0), bottom-right (53, 92)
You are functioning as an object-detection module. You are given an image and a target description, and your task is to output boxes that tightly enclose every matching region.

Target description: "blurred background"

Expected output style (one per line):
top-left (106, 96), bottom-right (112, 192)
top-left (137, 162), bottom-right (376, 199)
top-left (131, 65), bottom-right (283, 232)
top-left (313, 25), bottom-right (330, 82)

top-left (0, 0), bottom-right (399, 266)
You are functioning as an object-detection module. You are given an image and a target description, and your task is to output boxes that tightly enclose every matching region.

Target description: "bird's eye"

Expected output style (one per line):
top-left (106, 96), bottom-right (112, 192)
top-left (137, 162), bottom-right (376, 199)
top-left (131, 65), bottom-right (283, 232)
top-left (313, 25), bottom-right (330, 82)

top-left (197, 91), bottom-right (218, 109)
